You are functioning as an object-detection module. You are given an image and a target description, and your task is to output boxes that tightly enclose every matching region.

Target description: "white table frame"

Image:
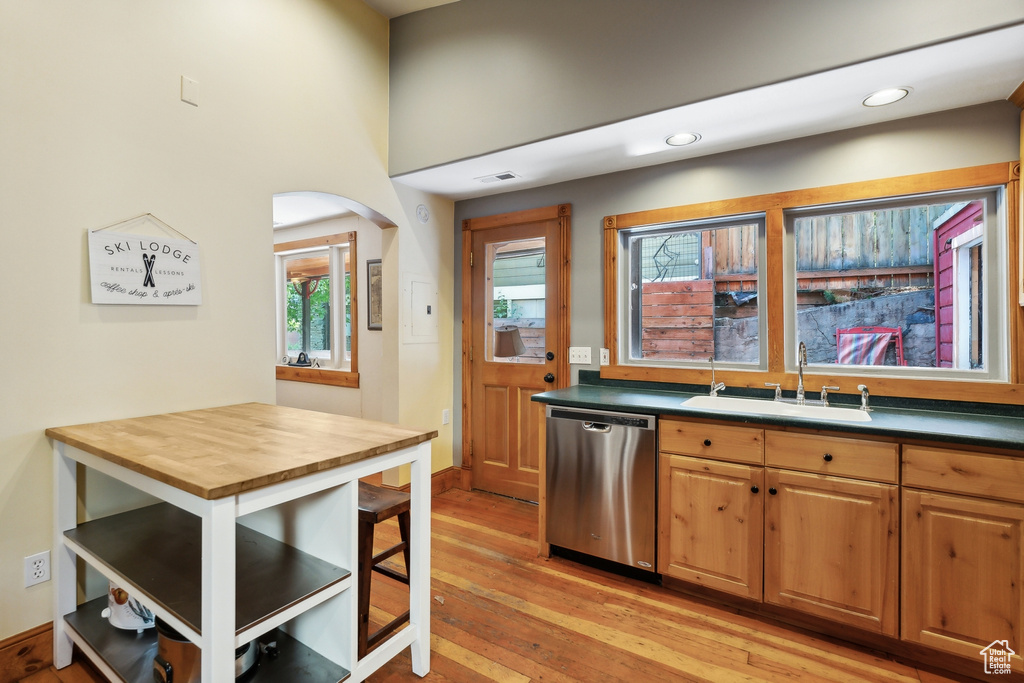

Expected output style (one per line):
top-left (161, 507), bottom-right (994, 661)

top-left (53, 437), bottom-right (432, 682)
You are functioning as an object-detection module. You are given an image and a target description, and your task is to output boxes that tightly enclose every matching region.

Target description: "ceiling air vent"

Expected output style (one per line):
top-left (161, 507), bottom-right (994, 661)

top-left (475, 171), bottom-right (520, 184)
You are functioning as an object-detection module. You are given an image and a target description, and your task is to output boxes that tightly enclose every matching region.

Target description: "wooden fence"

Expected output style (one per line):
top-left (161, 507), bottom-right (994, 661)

top-left (634, 206), bottom-right (950, 361)
top-left (640, 281), bottom-right (714, 360)
top-left (696, 207), bottom-right (943, 294)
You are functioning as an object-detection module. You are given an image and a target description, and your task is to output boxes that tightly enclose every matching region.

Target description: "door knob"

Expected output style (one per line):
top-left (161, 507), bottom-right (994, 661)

top-left (546, 351), bottom-right (555, 360)
top-left (543, 373), bottom-right (555, 383)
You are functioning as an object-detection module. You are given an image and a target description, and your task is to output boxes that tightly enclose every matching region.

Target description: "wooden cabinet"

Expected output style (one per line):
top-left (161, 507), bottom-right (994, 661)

top-left (658, 418), bottom-right (899, 636)
top-left (658, 453), bottom-right (763, 599)
top-left (763, 468), bottom-right (899, 636)
top-left (658, 414), bottom-right (1024, 666)
top-left (761, 432), bottom-right (899, 635)
top-left (902, 446), bottom-right (1024, 671)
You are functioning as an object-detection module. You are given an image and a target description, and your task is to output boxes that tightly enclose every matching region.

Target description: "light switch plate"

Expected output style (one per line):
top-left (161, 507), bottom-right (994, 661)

top-left (568, 347), bottom-right (592, 364)
top-left (600, 348), bottom-right (610, 365)
top-left (180, 76), bottom-right (199, 106)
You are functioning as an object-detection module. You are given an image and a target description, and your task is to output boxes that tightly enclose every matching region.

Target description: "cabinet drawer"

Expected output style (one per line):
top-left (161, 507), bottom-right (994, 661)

top-left (903, 445), bottom-right (1024, 504)
top-left (659, 419), bottom-right (763, 464)
top-left (765, 431), bottom-right (897, 483)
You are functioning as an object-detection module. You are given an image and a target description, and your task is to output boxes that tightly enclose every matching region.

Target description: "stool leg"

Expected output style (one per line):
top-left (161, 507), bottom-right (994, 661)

top-left (357, 519), bottom-right (374, 660)
top-left (397, 510), bottom-right (411, 576)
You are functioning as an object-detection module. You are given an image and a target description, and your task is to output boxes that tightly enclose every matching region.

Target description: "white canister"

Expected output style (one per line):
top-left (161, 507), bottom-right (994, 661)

top-left (100, 582), bottom-right (155, 632)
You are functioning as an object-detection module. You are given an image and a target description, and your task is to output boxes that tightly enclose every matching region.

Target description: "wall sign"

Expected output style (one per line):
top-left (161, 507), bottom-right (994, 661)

top-left (88, 215), bottom-right (202, 305)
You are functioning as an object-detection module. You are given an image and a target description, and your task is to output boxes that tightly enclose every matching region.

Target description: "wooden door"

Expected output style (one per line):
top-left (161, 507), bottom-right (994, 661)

top-left (764, 468), bottom-right (898, 636)
top-left (902, 488), bottom-right (1024, 671)
top-left (462, 205), bottom-right (571, 502)
top-left (658, 453), bottom-right (763, 599)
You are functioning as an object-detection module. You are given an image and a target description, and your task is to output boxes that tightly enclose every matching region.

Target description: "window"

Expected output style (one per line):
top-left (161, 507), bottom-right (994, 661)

top-left (786, 188), bottom-right (1006, 380)
top-left (487, 237), bottom-right (547, 364)
top-left (619, 215), bottom-right (766, 367)
top-left (603, 163), bottom-right (1018, 400)
top-left (275, 233), bottom-right (357, 378)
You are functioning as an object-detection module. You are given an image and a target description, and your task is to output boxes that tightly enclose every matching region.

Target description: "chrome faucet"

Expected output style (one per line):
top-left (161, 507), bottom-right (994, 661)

top-left (857, 384), bottom-right (871, 411)
top-left (820, 385), bottom-right (840, 407)
top-left (796, 342), bottom-right (807, 405)
top-left (709, 356), bottom-right (725, 397)
top-left (764, 382), bottom-right (782, 401)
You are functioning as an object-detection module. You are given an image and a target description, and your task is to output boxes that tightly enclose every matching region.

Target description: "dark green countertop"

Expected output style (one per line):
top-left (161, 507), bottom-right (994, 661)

top-left (533, 378), bottom-right (1024, 453)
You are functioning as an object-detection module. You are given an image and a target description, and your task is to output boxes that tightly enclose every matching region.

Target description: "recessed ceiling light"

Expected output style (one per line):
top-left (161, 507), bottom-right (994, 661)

top-left (665, 132), bottom-right (701, 146)
top-left (862, 87), bottom-right (911, 107)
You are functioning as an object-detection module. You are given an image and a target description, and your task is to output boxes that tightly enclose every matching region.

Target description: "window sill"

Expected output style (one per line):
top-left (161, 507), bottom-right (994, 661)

top-left (275, 365), bottom-right (359, 388)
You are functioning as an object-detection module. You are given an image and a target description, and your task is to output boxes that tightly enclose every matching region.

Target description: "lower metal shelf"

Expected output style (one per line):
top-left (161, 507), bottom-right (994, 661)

top-left (64, 597), bottom-right (350, 683)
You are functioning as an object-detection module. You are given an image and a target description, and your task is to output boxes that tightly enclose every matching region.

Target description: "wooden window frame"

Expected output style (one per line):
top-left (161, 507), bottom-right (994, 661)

top-left (274, 232), bottom-right (359, 388)
top-left (603, 162), bottom-right (1023, 405)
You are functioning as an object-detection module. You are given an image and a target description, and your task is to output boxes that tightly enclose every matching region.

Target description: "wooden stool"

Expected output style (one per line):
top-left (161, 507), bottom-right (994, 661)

top-left (357, 481), bottom-right (411, 659)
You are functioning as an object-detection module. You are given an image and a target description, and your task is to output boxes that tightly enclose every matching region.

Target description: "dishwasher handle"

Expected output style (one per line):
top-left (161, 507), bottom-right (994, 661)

top-left (581, 421), bottom-right (612, 433)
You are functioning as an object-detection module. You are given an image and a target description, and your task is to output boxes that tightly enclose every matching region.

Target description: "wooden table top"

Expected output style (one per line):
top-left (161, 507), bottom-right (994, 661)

top-left (46, 403), bottom-right (437, 500)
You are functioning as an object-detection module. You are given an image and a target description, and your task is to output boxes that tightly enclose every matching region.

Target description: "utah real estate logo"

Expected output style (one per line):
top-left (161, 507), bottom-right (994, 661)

top-left (980, 640), bottom-right (1015, 675)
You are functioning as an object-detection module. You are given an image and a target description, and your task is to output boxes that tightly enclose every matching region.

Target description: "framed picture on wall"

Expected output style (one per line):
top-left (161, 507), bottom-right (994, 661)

top-left (367, 259), bottom-right (382, 330)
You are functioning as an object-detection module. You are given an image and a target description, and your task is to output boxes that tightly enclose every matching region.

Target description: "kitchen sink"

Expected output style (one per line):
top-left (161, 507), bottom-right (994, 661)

top-left (681, 395), bottom-right (872, 422)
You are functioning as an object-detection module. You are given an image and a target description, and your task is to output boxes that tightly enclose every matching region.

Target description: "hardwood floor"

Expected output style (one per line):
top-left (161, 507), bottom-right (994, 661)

top-left (28, 489), bottom-right (967, 683)
top-left (367, 490), bottom-right (964, 682)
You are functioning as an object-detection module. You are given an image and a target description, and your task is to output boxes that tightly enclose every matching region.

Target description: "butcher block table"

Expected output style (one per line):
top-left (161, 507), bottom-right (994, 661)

top-left (46, 402), bottom-right (437, 683)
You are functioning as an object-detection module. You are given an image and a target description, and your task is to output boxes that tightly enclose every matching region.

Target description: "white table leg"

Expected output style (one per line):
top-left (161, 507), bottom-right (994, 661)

top-left (409, 443), bottom-right (432, 676)
top-left (52, 442), bottom-right (77, 668)
top-left (201, 496), bottom-right (236, 681)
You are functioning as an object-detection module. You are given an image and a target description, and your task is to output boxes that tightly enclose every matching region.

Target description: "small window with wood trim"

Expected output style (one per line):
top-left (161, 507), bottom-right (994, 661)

top-left (620, 214), bottom-right (766, 367)
top-left (276, 239), bottom-right (353, 371)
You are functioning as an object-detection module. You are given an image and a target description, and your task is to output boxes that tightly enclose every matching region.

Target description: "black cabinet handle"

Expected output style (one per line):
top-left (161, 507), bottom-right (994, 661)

top-left (768, 487), bottom-right (778, 495)
top-left (543, 373), bottom-right (555, 383)
top-left (823, 453), bottom-right (833, 462)
top-left (750, 485), bottom-right (759, 494)
top-left (703, 438), bottom-right (712, 447)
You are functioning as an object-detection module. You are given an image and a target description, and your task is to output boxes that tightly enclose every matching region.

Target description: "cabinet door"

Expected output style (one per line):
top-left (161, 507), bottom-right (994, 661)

top-left (902, 489), bottom-right (1024, 671)
top-left (658, 454), bottom-right (763, 599)
top-left (764, 469), bottom-right (898, 635)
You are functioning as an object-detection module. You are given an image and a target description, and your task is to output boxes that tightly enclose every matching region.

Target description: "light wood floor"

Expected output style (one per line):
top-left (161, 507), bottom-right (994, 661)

top-left (27, 489), bottom-right (967, 683)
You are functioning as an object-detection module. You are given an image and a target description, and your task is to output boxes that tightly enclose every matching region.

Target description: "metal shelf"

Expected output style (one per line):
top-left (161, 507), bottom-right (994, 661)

top-left (65, 597), bottom-right (350, 683)
top-left (64, 503), bottom-right (350, 641)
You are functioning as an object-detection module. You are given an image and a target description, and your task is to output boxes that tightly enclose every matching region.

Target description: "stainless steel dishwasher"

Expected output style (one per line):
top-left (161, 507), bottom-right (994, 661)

top-left (545, 405), bottom-right (657, 572)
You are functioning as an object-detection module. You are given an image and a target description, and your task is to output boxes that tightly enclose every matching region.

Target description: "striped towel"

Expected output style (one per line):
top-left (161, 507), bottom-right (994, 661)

top-left (837, 330), bottom-right (893, 365)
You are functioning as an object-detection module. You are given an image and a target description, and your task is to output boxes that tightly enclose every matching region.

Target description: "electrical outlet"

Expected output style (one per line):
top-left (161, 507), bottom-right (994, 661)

top-left (24, 550), bottom-right (50, 587)
top-left (568, 346), bottom-right (592, 364)
top-left (600, 348), bottom-right (610, 365)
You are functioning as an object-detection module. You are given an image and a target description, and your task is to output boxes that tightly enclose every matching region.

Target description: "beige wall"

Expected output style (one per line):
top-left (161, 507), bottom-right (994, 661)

top-left (271, 195), bottom-right (457, 485)
top-left (274, 215), bottom-right (386, 420)
top-left (386, 185), bottom-right (457, 484)
top-left (0, 0), bottom-right (454, 641)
